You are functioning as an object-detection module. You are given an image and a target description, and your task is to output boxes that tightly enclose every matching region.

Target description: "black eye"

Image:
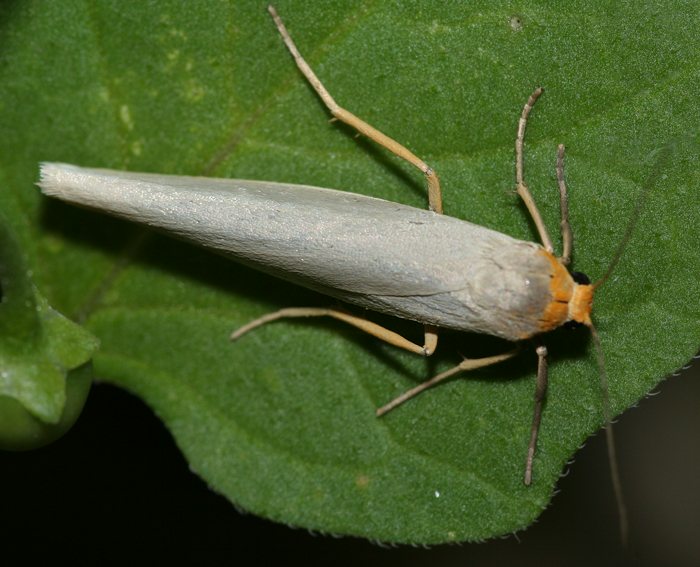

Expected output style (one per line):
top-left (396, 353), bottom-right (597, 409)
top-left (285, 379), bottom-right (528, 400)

top-left (571, 271), bottom-right (590, 285)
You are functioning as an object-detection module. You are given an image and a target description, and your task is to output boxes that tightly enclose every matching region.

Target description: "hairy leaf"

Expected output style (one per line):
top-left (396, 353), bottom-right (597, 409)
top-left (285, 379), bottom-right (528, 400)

top-left (1, 0), bottom-right (698, 542)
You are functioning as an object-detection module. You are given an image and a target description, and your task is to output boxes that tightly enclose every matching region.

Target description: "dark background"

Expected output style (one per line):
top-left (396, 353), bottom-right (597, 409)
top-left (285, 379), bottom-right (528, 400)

top-left (3, 357), bottom-right (698, 566)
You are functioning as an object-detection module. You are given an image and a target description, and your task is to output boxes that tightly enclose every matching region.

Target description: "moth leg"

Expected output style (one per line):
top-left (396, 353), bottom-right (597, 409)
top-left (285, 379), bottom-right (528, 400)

top-left (524, 345), bottom-right (549, 486)
top-left (515, 88), bottom-right (555, 253)
top-left (375, 350), bottom-right (517, 417)
top-left (423, 325), bottom-right (439, 357)
top-left (269, 6), bottom-right (443, 352)
top-left (231, 307), bottom-right (438, 356)
top-left (268, 6), bottom-right (443, 214)
top-left (556, 144), bottom-right (573, 265)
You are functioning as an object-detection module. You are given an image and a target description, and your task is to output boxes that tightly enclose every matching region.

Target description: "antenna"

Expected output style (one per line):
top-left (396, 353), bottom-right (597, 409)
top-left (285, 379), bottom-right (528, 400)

top-left (590, 137), bottom-right (681, 546)
top-left (590, 323), bottom-right (629, 546)
top-left (594, 142), bottom-right (675, 289)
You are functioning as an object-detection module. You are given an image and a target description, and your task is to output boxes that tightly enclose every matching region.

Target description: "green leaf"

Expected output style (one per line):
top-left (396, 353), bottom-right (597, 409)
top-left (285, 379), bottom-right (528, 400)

top-left (0, 206), bottom-right (97, 447)
top-left (2, 0), bottom-right (698, 543)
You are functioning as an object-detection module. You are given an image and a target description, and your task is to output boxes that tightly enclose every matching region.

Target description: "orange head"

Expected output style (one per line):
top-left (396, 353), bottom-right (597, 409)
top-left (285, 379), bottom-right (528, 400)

top-left (538, 250), bottom-right (594, 333)
top-left (568, 275), bottom-right (594, 326)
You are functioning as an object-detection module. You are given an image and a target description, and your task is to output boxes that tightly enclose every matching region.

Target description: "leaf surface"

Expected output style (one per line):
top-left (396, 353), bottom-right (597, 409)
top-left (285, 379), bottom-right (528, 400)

top-left (1, 1), bottom-right (698, 542)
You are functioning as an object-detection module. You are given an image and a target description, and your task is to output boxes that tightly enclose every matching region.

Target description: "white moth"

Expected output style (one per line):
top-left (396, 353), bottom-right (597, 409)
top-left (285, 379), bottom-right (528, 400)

top-left (38, 163), bottom-right (591, 342)
top-left (38, 5), bottom-right (629, 537)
